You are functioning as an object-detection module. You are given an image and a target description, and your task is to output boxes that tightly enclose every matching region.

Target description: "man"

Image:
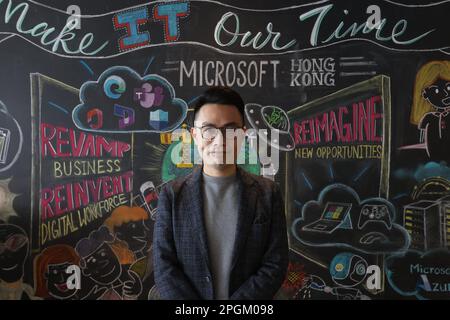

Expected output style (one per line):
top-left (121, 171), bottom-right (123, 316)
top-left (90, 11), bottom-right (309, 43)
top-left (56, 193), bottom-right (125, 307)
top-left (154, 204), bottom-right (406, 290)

top-left (153, 86), bottom-right (288, 299)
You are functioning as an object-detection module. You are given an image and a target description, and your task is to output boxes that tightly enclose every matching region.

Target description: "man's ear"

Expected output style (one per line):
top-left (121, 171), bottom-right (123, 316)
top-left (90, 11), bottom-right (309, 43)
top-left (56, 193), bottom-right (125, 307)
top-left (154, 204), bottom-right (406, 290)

top-left (80, 259), bottom-right (90, 276)
top-left (190, 127), bottom-right (200, 145)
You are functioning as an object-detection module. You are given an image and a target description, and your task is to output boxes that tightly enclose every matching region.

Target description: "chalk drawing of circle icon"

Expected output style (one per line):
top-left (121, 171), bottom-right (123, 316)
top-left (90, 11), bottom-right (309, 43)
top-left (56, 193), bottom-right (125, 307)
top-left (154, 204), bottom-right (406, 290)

top-left (244, 103), bottom-right (295, 152)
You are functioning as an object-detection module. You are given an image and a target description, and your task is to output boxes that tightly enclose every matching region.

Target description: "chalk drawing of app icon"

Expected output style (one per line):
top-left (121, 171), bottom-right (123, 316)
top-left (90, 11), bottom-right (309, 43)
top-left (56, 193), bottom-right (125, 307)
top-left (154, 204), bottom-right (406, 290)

top-left (0, 128), bottom-right (11, 164)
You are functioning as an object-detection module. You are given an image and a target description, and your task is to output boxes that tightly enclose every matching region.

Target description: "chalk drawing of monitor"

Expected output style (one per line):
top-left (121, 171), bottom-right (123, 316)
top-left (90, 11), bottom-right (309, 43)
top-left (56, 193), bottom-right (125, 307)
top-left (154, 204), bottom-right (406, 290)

top-left (302, 202), bottom-right (352, 234)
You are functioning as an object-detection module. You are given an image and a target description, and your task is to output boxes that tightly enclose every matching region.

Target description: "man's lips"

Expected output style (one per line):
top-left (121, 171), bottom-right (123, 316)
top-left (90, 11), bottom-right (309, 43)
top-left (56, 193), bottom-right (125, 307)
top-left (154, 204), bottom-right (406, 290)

top-left (208, 147), bottom-right (230, 154)
top-left (0, 264), bottom-right (17, 271)
top-left (96, 263), bottom-right (116, 278)
top-left (131, 236), bottom-right (146, 243)
top-left (55, 283), bottom-right (68, 292)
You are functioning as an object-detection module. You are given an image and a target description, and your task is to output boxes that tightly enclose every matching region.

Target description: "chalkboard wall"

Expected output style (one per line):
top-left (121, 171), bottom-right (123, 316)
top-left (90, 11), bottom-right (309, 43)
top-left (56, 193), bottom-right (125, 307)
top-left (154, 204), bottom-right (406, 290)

top-left (0, 0), bottom-right (449, 300)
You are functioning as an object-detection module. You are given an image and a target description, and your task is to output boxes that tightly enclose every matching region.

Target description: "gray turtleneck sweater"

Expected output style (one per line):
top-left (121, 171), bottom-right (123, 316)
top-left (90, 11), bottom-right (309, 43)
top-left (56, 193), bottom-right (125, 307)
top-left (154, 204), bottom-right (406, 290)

top-left (202, 171), bottom-right (239, 300)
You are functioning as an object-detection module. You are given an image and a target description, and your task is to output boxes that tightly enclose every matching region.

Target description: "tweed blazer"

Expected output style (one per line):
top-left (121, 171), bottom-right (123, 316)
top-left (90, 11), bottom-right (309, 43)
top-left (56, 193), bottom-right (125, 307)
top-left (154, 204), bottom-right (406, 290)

top-left (153, 165), bottom-right (288, 299)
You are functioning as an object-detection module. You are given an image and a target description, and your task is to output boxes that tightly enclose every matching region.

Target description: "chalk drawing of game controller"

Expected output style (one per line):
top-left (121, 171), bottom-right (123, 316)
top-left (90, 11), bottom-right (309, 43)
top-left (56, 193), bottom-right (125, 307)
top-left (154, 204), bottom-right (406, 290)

top-left (357, 204), bottom-right (392, 230)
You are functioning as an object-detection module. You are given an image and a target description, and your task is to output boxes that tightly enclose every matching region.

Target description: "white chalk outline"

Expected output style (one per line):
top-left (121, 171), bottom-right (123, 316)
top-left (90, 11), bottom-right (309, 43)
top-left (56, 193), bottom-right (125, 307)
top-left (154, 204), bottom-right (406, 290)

top-left (0, 0), bottom-right (448, 58)
top-left (25, 0), bottom-right (331, 16)
top-left (0, 32), bottom-right (448, 59)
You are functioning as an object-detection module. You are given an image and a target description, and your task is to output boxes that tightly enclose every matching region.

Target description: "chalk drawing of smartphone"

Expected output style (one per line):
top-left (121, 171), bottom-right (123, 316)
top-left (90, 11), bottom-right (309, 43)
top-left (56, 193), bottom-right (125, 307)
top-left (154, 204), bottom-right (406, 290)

top-left (0, 128), bottom-right (11, 164)
top-left (140, 181), bottom-right (159, 219)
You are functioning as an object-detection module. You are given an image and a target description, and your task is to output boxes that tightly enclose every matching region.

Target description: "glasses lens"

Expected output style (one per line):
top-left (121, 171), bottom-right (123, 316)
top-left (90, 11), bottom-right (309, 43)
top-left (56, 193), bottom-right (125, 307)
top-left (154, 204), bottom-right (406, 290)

top-left (202, 127), bottom-right (218, 140)
top-left (200, 126), bottom-right (242, 141)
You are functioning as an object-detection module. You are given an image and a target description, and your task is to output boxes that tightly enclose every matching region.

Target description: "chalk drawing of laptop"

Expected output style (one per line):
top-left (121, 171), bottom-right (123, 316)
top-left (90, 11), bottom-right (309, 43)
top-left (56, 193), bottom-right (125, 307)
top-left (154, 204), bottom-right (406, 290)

top-left (302, 202), bottom-right (352, 234)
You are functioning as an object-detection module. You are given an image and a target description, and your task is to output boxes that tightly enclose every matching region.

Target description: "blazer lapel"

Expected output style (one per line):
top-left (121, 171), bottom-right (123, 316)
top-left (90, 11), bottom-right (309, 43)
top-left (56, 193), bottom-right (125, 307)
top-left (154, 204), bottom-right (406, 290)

top-left (186, 165), bottom-right (212, 270)
top-left (230, 167), bottom-right (256, 272)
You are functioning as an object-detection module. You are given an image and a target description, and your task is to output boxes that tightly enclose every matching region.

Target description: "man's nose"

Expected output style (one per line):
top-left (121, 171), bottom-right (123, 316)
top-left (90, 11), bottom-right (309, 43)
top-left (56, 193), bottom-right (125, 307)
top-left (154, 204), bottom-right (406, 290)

top-left (212, 130), bottom-right (225, 145)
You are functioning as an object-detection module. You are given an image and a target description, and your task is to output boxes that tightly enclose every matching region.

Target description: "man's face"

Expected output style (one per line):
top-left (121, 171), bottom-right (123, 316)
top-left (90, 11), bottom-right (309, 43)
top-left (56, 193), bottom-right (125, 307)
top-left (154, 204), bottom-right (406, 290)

top-left (0, 225), bottom-right (28, 283)
top-left (46, 262), bottom-right (78, 299)
top-left (114, 220), bottom-right (149, 253)
top-left (191, 104), bottom-right (246, 167)
top-left (81, 242), bottom-right (121, 285)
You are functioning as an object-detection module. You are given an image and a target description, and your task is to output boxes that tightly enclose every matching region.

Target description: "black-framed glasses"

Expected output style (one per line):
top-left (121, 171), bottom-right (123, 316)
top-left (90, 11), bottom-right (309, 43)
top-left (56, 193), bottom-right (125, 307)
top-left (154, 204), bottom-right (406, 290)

top-left (194, 125), bottom-right (244, 141)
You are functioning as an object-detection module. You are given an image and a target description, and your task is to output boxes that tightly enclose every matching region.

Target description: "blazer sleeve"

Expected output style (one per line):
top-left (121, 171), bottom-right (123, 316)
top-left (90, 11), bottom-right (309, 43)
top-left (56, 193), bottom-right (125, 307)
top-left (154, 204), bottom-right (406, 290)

top-left (153, 185), bottom-right (201, 299)
top-left (230, 182), bottom-right (289, 300)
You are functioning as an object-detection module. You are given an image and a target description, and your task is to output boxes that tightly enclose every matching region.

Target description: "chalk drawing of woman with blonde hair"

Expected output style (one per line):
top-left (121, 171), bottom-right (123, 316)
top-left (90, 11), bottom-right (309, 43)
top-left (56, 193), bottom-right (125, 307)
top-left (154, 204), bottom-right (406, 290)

top-left (410, 61), bottom-right (450, 162)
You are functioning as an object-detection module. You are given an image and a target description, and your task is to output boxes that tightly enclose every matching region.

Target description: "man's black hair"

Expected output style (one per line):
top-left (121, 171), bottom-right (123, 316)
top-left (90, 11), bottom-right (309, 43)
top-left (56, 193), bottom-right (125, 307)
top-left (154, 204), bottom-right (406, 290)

top-left (192, 86), bottom-right (245, 125)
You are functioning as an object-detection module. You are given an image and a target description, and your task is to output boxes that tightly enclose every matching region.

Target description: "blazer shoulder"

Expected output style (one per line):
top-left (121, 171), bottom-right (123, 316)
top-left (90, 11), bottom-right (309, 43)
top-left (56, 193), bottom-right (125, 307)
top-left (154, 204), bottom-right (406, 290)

top-left (161, 171), bottom-right (194, 195)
